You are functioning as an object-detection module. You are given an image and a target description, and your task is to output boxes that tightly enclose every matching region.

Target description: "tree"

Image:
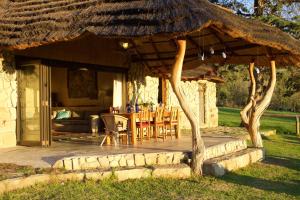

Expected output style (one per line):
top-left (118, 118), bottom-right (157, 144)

top-left (240, 61), bottom-right (277, 147)
top-left (254, 0), bottom-right (265, 16)
top-left (170, 40), bottom-right (205, 175)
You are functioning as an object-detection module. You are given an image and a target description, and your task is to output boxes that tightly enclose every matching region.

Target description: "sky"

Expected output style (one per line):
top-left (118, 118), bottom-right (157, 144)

top-left (221, 0), bottom-right (300, 20)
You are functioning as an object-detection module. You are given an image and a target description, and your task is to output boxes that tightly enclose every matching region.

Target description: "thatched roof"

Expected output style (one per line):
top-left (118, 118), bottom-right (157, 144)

top-left (0, 0), bottom-right (299, 71)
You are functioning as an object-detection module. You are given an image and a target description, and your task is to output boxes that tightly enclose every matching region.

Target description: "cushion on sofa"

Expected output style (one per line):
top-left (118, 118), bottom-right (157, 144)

top-left (71, 111), bottom-right (85, 119)
top-left (56, 110), bottom-right (71, 120)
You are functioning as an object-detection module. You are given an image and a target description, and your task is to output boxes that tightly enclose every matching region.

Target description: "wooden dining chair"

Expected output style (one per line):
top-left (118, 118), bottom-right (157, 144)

top-left (165, 107), bottom-right (179, 139)
top-left (151, 106), bottom-right (166, 141)
top-left (109, 106), bottom-right (120, 114)
top-left (136, 108), bottom-right (151, 142)
top-left (100, 114), bottom-right (129, 146)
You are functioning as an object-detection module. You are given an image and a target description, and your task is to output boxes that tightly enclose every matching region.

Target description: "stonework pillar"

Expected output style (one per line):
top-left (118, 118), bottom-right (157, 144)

top-left (200, 80), bottom-right (218, 128)
top-left (127, 76), bottom-right (159, 105)
top-left (199, 83), bottom-right (206, 127)
top-left (0, 57), bottom-right (17, 147)
top-left (166, 80), bottom-right (200, 130)
top-left (126, 76), bottom-right (218, 131)
top-left (167, 80), bottom-right (218, 131)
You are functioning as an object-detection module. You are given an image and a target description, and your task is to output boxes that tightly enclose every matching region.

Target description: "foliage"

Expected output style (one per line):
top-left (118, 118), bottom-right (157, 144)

top-left (217, 65), bottom-right (249, 107)
top-left (258, 14), bottom-right (300, 39)
top-left (219, 107), bottom-right (299, 134)
top-left (217, 65), bottom-right (300, 112)
top-left (210, 0), bottom-right (300, 38)
top-left (212, 0), bottom-right (300, 112)
top-left (1, 133), bottom-right (299, 200)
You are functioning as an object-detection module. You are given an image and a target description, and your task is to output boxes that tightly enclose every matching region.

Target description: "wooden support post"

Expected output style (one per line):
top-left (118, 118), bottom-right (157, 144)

top-left (170, 39), bottom-right (205, 175)
top-left (296, 116), bottom-right (300, 136)
top-left (241, 60), bottom-right (277, 148)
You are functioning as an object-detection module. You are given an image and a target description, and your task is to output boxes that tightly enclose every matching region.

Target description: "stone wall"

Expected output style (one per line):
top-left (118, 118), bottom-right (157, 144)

top-left (129, 76), bottom-right (218, 130)
top-left (166, 80), bottom-right (218, 129)
top-left (127, 76), bottom-right (159, 105)
top-left (166, 80), bottom-right (200, 129)
top-left (200, 80), bottom-right (218, 128)
top-left (53, 152), bottom-right (187, 170)
top-left (0, 58), bottom-right (17, 147)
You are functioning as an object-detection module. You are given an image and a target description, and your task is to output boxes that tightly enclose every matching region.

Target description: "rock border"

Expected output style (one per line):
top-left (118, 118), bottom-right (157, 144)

top-left (0, 164), bottom-right (191, 195)
top-left (53, 139), bottom-right (247, 171)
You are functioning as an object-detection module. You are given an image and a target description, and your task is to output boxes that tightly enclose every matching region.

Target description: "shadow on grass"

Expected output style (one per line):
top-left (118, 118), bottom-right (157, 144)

top-left (264, 156), bottom-right (300, 172)
top-left (221, 172), bottom-right (300, 197)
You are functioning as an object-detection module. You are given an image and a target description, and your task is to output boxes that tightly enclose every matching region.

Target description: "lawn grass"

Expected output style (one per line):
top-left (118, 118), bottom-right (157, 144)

top-left (1, 134), bottom-right (299, 200)
top-left (1, 108), bottom-right (299, 200)
top-left (219, 107), bottom-right (299, 134)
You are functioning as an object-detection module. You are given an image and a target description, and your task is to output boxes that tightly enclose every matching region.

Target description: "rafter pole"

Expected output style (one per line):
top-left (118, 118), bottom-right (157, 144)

top-left (169, 39), bottom-right (205, 175)
top-left (186, 35), bottom-right (204, 53)
top-left (149, 38), bottom-right (169, 70)
top-left (131, 40), bottom-right (150, 69)
top-left (209, 28), bottom-right (237, 56)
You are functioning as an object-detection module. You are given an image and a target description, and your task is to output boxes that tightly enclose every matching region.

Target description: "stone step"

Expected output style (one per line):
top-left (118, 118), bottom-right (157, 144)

top-left (203, 148), bottom-right (264, 177)
top-left (205, 138), bottom-right (247, 160)
top-left (53, 152), bottom-right (188, 170)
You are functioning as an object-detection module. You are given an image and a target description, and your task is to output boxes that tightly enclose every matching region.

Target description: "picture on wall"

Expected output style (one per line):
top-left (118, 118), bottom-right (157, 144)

top-left (68, 69), bottom-right (98, 99)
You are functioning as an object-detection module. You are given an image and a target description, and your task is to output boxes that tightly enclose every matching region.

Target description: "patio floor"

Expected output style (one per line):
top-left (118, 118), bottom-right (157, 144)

top-left (0, 127), bottom-right (248, 168)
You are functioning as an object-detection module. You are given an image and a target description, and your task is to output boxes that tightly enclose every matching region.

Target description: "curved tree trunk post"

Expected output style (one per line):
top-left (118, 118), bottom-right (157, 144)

top-left (170, 39), bottom-right (205, 175)
top-left (241, 60), bottom-right (276, 148)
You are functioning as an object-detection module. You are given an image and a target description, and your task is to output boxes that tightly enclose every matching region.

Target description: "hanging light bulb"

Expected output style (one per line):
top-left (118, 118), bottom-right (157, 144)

top-left (198, 50), bottom-right (205, 61)
top-left (255, 67), bottom-right (260, 74)
top-left (222, 51), bottom-right (227, 59)
top-left (210, 47), bottom-right (214, 55)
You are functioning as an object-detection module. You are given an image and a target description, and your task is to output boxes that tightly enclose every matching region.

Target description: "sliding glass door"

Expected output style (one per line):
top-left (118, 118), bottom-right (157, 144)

top-left (17, 63), bottom-right (51, 146)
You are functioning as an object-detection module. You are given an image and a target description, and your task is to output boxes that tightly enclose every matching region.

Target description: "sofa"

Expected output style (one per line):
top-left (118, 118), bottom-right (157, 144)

top-left (52, 107), bottom-right (108, 133)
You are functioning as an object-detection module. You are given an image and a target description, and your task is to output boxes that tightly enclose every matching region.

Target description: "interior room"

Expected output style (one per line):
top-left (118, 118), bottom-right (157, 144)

top-left (50, 65), bottom-right (126, 142)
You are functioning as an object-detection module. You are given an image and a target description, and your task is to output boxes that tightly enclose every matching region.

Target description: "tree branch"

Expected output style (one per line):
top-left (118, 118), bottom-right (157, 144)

top-left (255, 60), bottom-right (276, 118)
top-left (241, 62), bottom-right (256, 126)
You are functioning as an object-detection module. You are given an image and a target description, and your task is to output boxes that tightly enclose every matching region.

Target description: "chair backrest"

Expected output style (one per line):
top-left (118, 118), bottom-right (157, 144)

top-left (170, 107), bottom-right (179, 122)
top-left (114, 115), bottom-right (128, 131)
top-left (137, 108), bottom-right (150, 122)
top-left (155, 106), bottom-right (165, 123)
top-left (109, 106), bottom-right (120, 114)
top-left (101, 114), bottom-right (128, 133)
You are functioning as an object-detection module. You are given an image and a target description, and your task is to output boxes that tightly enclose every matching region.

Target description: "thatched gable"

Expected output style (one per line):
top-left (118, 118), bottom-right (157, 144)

top-left (0, 0), bottom-right (299, 69)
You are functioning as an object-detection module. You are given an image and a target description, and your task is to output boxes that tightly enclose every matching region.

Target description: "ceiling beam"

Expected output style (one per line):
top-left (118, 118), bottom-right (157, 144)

top-left (149, 38), bottom-right (169, 69)
top-left (208, 28), bottom-right (237, 56)
top-left (136, 44), bottom-right (261, 62)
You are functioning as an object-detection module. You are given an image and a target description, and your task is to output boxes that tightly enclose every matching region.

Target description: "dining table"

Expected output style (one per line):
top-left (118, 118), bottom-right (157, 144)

top-left (118, 111), bottom-right (180, 145)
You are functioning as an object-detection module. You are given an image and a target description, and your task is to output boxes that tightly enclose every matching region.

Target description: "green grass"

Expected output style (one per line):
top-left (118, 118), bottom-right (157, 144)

top-left (1, 108), bottom-right (299, 200)
top-left (1, 134), bottom-right (299, 200)
top-left (219, 107), bottom-right (299, 134)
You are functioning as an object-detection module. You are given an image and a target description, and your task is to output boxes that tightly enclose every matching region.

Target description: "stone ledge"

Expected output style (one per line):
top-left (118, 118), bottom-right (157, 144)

top-left (53, 152), bottom-right (188, 171)
top-left (152, 164), bottom-right (191, 179)
top-left (115, 168), bottom-right (152, 181)
top-left (205, 139), bottom-right (247, 160)
top-left (0, 164), bottom-right (191, 194)
top-left (203, 148), bottom-right (264, 177)
top-left (53, 138), bottom-right (248, 172)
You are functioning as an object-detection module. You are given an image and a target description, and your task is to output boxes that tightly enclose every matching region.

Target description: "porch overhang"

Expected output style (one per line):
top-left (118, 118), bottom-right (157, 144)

top-left (0, 0), bottom-right (299, 70)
